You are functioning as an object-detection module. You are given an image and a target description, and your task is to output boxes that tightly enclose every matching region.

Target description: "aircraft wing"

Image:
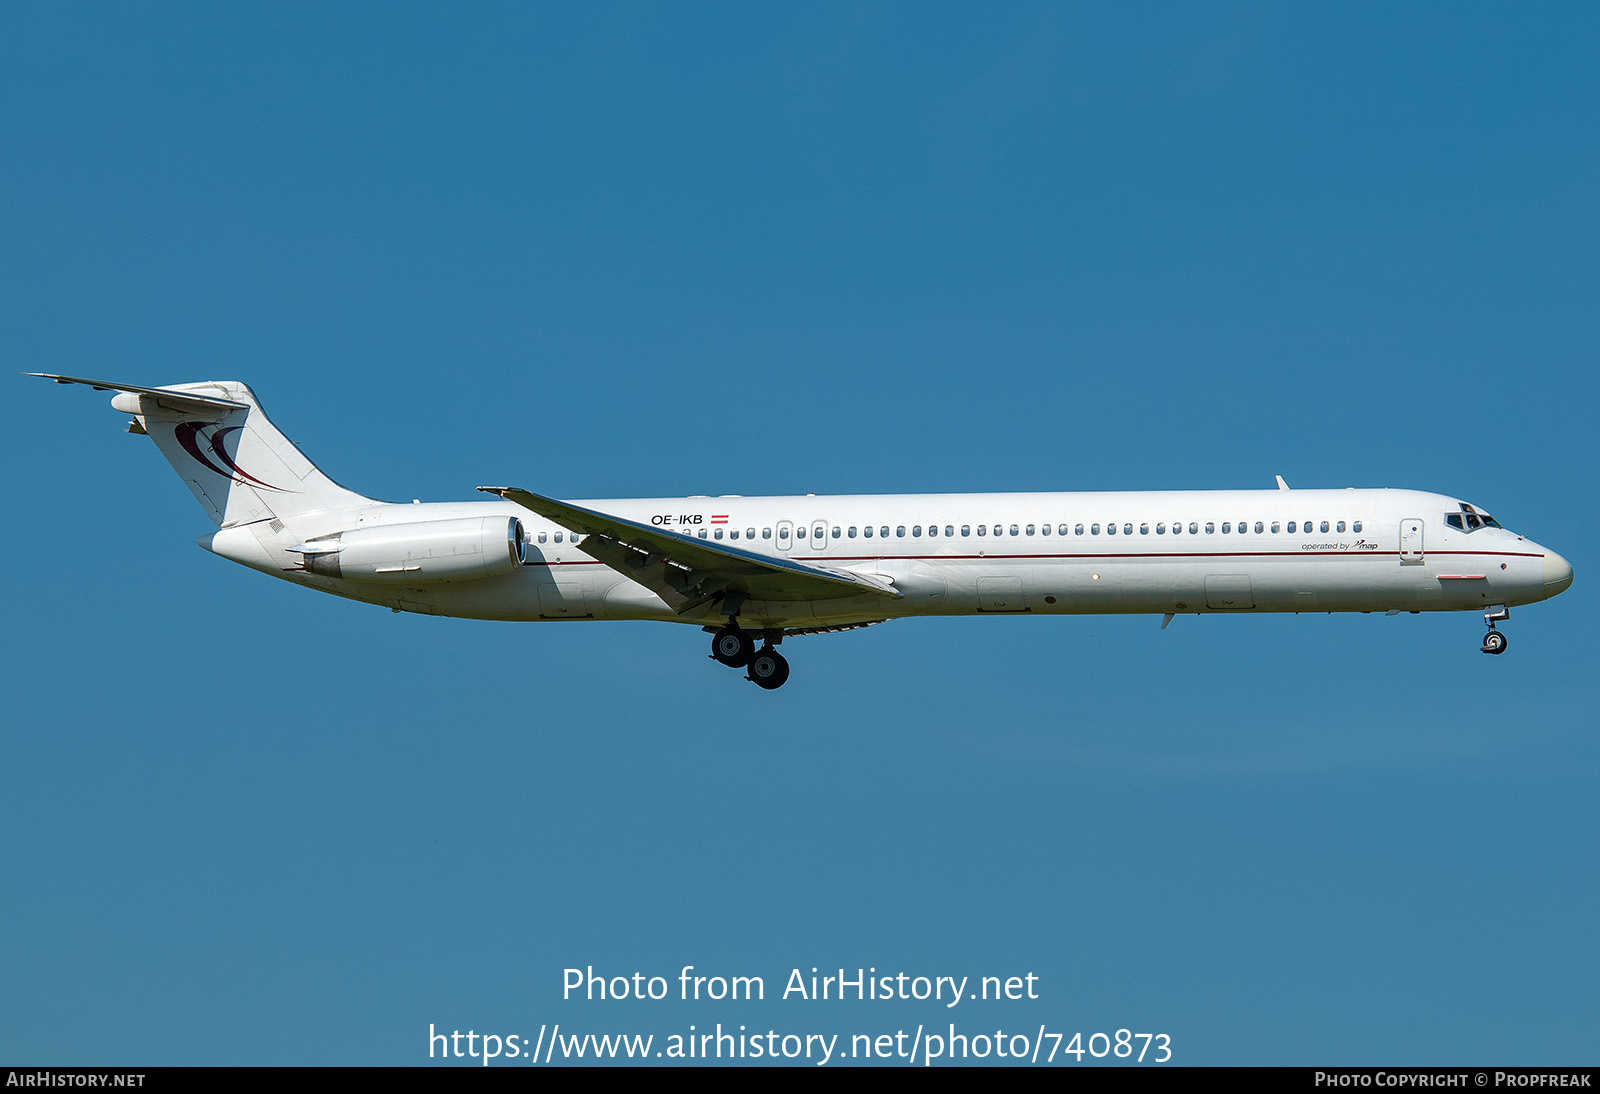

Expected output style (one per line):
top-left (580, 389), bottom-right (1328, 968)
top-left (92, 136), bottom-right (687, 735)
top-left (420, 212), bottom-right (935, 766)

top-left (479, 486), bottom-right (901, 613)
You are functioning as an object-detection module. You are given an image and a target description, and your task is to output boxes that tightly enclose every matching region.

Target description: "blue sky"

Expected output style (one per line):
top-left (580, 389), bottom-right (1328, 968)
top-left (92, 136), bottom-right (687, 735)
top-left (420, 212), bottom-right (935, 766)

top-left (3, 3), bottom-right (1595, 1066)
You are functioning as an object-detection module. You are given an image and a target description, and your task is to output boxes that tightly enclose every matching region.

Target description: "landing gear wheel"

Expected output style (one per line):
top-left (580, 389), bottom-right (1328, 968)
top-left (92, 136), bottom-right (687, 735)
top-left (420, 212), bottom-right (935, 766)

top-left (1482, 631), bottom-right (1508, 655)
top-left (747, 648), bottom-right (790, 690)
top-left (711, 625), bottom-right (754, 668)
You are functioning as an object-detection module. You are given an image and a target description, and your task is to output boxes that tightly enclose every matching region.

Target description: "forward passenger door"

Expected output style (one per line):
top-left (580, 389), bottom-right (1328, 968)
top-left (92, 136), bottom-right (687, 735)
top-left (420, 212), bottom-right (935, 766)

top-left (1400, 519), bottom-right (1424, 564)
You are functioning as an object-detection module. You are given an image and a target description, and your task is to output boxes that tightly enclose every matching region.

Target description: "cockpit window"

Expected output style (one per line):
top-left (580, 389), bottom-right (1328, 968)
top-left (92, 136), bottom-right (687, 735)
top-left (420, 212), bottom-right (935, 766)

top-left (1450, 504), bottom-right (1502, 532)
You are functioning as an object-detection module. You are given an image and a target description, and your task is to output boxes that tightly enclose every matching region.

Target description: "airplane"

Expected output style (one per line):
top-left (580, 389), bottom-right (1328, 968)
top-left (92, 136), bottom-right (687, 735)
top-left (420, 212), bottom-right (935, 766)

top-left (32, 373), bottom-right (1574, 689)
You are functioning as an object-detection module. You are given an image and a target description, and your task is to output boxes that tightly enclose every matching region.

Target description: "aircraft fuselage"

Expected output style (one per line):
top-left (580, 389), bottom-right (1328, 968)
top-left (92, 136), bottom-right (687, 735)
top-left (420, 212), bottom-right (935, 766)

top-left (204, 487), bottom-right (1570, 630)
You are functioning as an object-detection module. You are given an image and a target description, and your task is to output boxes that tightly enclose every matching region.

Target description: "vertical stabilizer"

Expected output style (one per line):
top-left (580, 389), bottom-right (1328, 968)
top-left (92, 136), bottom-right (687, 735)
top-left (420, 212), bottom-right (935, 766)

top-left (33, 374), bottom-right (371, 526)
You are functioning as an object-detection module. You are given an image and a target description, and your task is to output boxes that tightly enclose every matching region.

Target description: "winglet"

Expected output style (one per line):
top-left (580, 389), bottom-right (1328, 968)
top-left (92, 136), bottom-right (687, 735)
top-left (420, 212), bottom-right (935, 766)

top-left (1276, 475), bottom-right (1290, 491)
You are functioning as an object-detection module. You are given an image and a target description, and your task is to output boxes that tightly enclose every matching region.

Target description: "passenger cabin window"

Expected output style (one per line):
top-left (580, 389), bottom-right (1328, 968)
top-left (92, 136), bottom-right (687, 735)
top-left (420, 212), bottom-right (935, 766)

top-left (1353, 521), bottom-right (1362, 532)
top-left (946, 525), bottom-right (955, 537)
top-left (832, 527), bottom-right (842, 538)
top-left (1090, 523), bottom-right (1100, 535)
top-left (1189, 522), bottom-right (1199, 534)
top-left (962, 525), bottom-right (970, 536)
top-left (1271, 522), bottom-right (1280, 534)
top-left (1123, 523), bottom-right (1133, 535)
top-left (1320, 521), bottom-right (1330, 533)
top-left (1157, 523), bottom-right (1166, 534)
top-left (863, 526), bottom-right (873, 538)
top-left (1205, 523), bottom-right (1214, 534)
top-left (1337, 521), bottom-right (1346, 533)
top-left (978, 525), bottom-right (986, 536)
top-left (880, 526), bottom-right (889, 538)
top-left (897, 526), bottom-right (906, 538)
top-left (1075, 524), bottom-right (1084, 535)
top-left (1254, 522), bottom-right (1264, 534)
top-left (762, 528), bottom-right (772, 539)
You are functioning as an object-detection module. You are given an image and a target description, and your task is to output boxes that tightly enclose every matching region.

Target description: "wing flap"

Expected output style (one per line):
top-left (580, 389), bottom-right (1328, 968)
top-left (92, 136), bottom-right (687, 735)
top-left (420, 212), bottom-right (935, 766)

top-left (479, 486), bottom-right (901, 609)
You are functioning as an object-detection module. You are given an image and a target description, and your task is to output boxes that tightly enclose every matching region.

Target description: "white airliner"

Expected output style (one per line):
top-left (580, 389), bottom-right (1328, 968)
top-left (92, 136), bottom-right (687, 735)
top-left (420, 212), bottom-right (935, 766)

top-left (34, 374), bottom-right (1574, 689)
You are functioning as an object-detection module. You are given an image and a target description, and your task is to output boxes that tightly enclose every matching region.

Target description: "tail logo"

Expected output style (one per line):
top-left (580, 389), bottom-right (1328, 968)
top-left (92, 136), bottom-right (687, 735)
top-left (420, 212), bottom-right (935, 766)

top-left (175, 421), bottom-right (291, 492)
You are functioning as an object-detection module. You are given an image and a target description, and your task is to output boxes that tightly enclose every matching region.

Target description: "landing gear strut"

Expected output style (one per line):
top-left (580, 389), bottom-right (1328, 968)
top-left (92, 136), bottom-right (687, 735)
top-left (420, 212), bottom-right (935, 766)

top-left (1481, 606), bottom-right (1509, 655)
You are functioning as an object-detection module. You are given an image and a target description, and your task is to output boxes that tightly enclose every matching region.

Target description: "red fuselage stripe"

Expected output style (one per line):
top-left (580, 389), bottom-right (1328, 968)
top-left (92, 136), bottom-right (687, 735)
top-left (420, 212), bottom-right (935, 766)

top-left (526, 548), bottom-right (1540, 567)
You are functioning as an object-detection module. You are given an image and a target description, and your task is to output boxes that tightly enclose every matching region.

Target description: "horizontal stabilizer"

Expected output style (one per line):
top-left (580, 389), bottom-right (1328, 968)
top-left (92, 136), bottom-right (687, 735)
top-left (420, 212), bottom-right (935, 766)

top-left (26, 373), bottom-right (249, 411)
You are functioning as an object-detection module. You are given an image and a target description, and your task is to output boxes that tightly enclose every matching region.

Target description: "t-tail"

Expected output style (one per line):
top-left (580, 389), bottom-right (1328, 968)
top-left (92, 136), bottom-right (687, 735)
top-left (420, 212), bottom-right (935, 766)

top-left (28, 374), bottom-right (371, 526)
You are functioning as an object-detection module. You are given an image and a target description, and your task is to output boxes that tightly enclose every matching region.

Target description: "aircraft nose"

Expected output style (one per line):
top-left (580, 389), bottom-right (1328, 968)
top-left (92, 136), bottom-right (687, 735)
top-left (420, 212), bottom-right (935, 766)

top-left (1543, 549), bottom-right (1574, 599)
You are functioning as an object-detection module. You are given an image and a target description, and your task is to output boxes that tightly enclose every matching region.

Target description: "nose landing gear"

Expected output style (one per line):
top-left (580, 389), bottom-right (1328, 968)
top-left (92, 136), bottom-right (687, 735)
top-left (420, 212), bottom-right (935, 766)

top-left (1481, 606), bottom-right (1510, 655)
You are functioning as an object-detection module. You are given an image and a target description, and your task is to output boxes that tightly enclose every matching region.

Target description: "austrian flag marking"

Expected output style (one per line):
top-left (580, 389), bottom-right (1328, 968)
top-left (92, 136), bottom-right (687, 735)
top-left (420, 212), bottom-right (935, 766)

top-left (711, 515), bottom-right (729, 524)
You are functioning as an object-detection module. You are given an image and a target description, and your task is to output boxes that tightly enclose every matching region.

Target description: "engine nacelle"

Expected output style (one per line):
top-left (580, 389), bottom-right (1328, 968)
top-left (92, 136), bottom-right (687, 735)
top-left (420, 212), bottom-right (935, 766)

top-left (297, 516), bottom-right (525, 583)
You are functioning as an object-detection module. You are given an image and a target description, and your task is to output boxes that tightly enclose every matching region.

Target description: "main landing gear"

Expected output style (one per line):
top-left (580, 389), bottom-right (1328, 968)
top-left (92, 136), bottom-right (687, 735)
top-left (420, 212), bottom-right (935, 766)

top-left (709, 622), bottom-right (790, 689)
top-left (710, 624), bottom-right (754, 668)
top-left (746, 646), bottom-right (790, 690)
top-left (1481, 606), bottom-right (1510, 655)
